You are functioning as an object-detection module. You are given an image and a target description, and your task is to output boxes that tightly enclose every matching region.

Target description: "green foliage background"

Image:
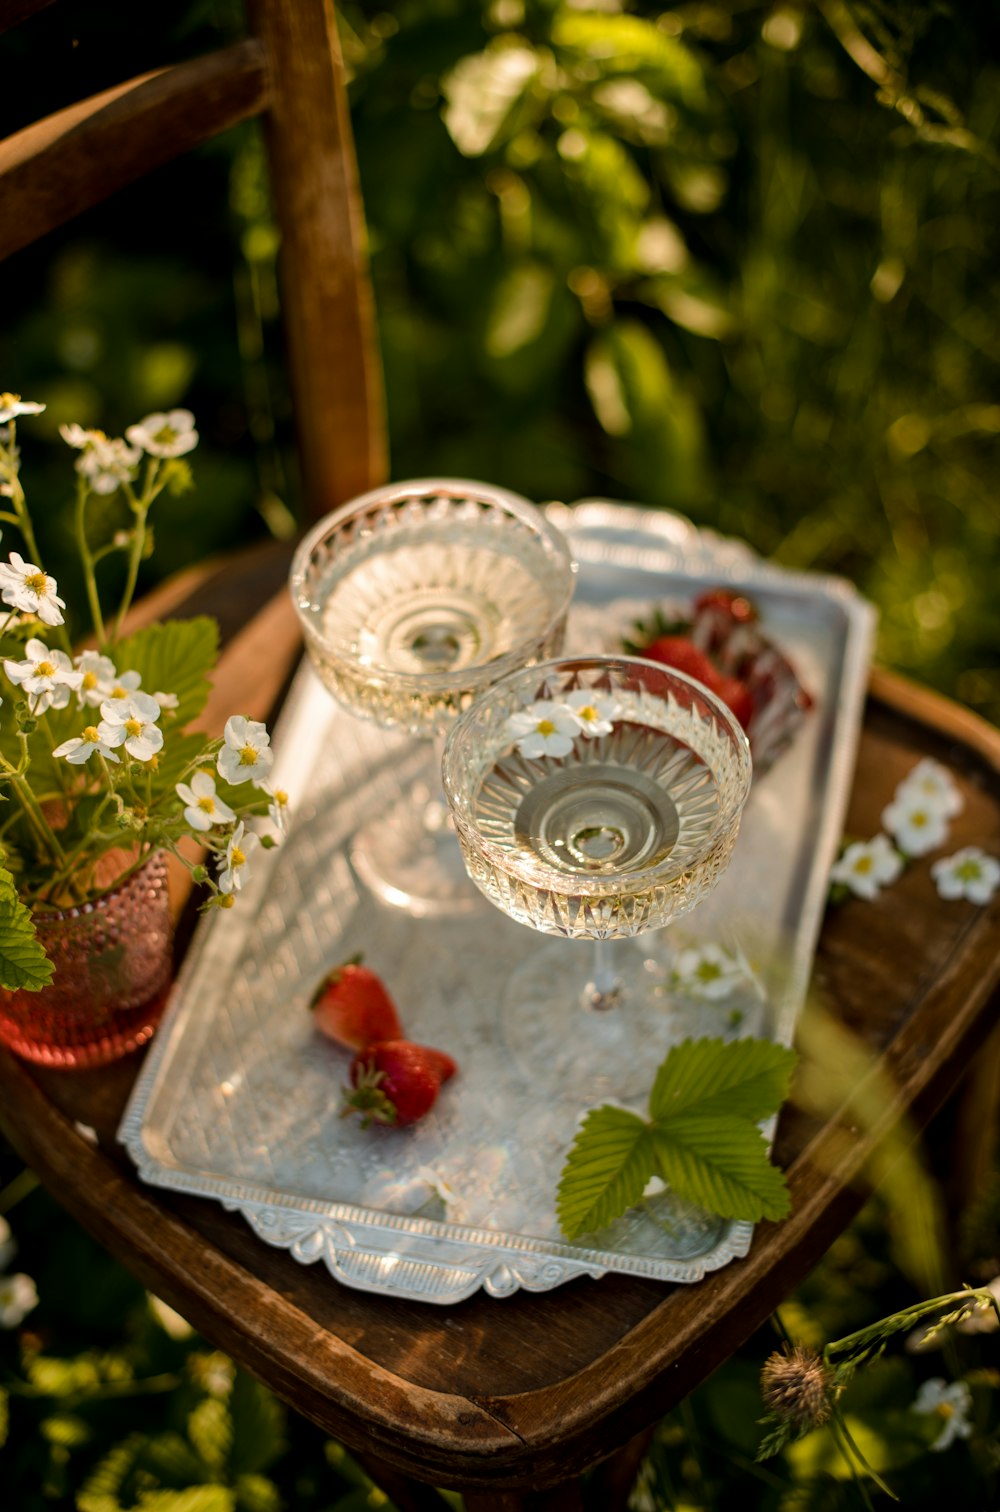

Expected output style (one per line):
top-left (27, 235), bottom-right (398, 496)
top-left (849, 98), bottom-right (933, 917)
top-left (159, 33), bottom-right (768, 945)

top-left (0, 0), bottom-right (998, 717)
top-left (1, 1), bottom-right (999, 1507)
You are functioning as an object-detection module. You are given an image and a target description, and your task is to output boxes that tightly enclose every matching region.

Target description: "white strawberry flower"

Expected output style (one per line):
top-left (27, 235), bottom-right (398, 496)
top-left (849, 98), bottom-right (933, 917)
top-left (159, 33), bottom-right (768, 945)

top-left (105, 669), bottom-right (143, 701)
top-left (75, 650), bottom-right (118, 708)
top-left (0, 551), bottom-right (66, 625)
top-left (911, 1377), bottom-right (973, 1451)
top-left (154, 690), bottom-right (179, 712)
top-left (894, 757), bottom-right (963, 819)
top-left (0, 393), bottom-right (45, 423)
top-left (930, 847), bottom-right (1000, 905)
top-left (564, 688), bottom-right (619, 738)
top-left (671, 941), bottom-right (752, 1000)
top-left (218, 820), bottom-right (260, 894)
top-left (4, 638), bottom-right (83, 711)
top-left (507, 700), bottom-right (579, 758)
top-left (52, 725), bottom-right (120, 765)
top-left (881, 792), bottom-right (950, 857)
top-left (217, 715), bottom-right (274, 786)
top-left (176, 771), bottom-right (236, 832)
top-left (830, 833), bottom-right (904, 899)
top-left (98, 691), bottom-right (163, 761)
top-left (260, 781), bottom-right (290, 835)
top-left (60, 423), bottom-right (141, 494)
top-left (126, 408), bottom-right (199, 458)
top-left (0, 1272), bottom-right (38, 1329)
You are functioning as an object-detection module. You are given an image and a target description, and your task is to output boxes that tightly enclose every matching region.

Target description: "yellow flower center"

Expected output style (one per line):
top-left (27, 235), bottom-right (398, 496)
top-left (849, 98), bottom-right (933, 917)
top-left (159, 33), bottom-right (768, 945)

top-left (36, 660), bottom-right (55, 678)
top-left (854, 855), bottom-right (873, 874)
top-left (154, 424), bottom-right (177, 445)
top-left (273, 788), bottom-right (288, 807)
top-left (578, 704), bottom-right (598, 722)
top-left (125, 717), bottom-right (143, 737)
top-left (111, 684), bottom-right (128, 699)
top-left (938, 1402), bottom-right (954, 1420)
top-left (231, 846), bottom-right (246, 868)
top-left (956, 859), bottom-right (981, 881)
top-left (912, 811), bottom-right (928, 828)
top-left (238, 744), bottom-right (258, 766)
top-left (25, 571), bottom-right (48, 593)
top-left (197, 796), bottom-right (215, 813)
top-left (82, 671), bottom-right (97, 690)
top-left (0, 392), bottom-right (18, 407)
top-left (83, 726), bottom-right (100, 743)
top-left (537, 719), bottom-right (556, 737)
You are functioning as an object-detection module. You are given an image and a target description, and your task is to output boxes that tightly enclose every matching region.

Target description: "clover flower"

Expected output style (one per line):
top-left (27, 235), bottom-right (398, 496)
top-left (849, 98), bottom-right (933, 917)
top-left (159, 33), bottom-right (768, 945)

top-left (0, 550), bottom-right (66, 626)
top-left (829, 833), bottom-right (904, 899)
top-left (930, 847), bottom-right (1000, 904)
top-left (75, 650), bottom-right (118, 707)
top-left (760, 1345), bottom-right (834, 1433)
top-left (565, 688), bottom-right (618, 738)
top-left (0, 393), bottom-right (45, 423)
top-left (672, 941), bottom-right (753, 1000)
top-left (53, 725), bottom-right (120, 765)
top-left (911, 1377), bottom-right (973, 1451)
top-left (176, 771), bottom-right (236, 832)
top-left (895, 757), bottom-right (963, 819)
top-left (507, 700), bottom-right (579, 758)
top-left (880, 791), bottom-right (950, 857)
top-left (126, 408), bottom-right (199, 458)
top-left (60, 423), bottom-right (142, 494)
top-left (4, 638), bottom-right (83, 711)
top-left (98, 691), bottom-right (163, 761)
top-left (217, 715), bottom-right (274, 786)
top-left (218, 820), bottom-right (260, 894)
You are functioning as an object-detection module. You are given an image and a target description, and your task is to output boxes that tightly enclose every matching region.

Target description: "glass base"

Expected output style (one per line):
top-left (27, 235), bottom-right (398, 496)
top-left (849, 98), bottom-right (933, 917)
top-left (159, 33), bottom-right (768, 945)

top-left (0, 989), bottom-right (169, 1069)
top-left (497, 934), bottom-right (683, 1106)
top-left (349, 764), bottom-right (479, 918)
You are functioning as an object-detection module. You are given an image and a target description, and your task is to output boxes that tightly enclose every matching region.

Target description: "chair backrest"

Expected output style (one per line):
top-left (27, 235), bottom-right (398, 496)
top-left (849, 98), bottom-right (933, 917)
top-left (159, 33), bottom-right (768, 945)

top-left (0, 0), bottom-right (387, 520)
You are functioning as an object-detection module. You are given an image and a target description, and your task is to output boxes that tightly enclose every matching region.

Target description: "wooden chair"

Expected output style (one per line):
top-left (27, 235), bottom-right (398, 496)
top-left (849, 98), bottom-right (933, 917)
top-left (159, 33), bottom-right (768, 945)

top-left (1, 6), bottom-right (1000, 1510)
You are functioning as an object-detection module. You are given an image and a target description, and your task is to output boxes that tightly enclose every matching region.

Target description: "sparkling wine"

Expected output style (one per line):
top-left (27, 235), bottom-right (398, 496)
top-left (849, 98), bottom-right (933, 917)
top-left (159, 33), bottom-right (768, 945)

top-left (444, 661), bottom-right (753, 941)
top-left (291, 487), bottom-right (573, 735)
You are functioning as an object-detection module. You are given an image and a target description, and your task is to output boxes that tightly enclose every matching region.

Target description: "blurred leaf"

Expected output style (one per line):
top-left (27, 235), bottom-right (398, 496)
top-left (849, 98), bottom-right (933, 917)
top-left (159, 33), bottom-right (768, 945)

top-left (442, 44), bottom-right (542, 157)
top-left (552, 12), bottom-right (707, 111)
top-left (232, 1473), bottom-right (281, 1512)
top-left (227, 1371), bottom-right (285, 1479)
top-left (187, 1397), bottom-right (232, 1476)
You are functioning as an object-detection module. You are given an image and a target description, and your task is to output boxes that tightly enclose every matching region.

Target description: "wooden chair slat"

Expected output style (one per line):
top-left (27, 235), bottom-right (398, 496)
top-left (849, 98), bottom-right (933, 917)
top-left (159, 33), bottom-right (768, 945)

top-left (0, 39), bottom-right (269, 260)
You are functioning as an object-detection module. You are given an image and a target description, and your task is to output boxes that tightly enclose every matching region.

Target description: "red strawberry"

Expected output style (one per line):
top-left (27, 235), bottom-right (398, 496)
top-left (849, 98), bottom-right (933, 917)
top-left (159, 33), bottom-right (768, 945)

top-left (310, 956), bottom-right (403, 1050)
top-left (641, 634), bottom-right (717, 687)
top-left (693, 587), bottom-right (758, 624)
top-left (712, 673), bottom-right (754, 731)
top-left (342, 1039), bottom-right (457, 1128)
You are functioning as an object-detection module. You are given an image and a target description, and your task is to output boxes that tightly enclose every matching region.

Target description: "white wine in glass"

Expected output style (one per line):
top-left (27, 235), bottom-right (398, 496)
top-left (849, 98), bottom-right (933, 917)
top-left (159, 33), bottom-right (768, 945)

top-left (289, 479), bottom-right (575, 914)
top-left (442, 655), bottom-right (753, 1093)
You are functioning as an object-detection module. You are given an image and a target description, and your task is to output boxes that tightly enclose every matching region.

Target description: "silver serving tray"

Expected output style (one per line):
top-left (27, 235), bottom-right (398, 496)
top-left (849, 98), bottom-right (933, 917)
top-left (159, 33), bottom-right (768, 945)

top-left (119, 503), bottom-right (875, 1304)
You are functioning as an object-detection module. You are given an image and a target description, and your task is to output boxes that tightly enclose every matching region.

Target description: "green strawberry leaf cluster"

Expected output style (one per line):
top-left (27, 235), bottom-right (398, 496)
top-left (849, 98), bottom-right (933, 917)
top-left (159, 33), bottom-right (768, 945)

top-left (557, 1036), bottom-right (796, 1240)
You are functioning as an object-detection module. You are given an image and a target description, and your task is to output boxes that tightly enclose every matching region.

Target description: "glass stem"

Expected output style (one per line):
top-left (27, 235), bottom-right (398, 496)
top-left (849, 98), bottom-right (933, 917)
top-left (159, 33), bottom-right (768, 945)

top-left (585, 937), bottom-right (623, 1012)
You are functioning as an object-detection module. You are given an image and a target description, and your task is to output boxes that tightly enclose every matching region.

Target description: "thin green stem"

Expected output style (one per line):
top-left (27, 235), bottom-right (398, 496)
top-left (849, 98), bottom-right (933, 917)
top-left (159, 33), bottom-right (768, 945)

top-left (832, 1403), bottom-right (898, 1503)
top-left (825, 1289), bottom-right (999, 1363)
top-left (0, 747), bottom-right (65, 863)
top-left (0, 1166), bottom-right (40, 1217)
top-left (111, 460), bottom-right (161, 643)
top-left (829, 1412), bottom-right (877, 1511)
top-left (74, 475), bottom-right (107, 647)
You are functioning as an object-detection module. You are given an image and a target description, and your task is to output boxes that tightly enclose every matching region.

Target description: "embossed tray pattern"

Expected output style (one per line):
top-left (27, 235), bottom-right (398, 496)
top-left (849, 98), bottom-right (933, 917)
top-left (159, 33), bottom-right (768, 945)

top-left (119, 504), bottom-right (875, 1304)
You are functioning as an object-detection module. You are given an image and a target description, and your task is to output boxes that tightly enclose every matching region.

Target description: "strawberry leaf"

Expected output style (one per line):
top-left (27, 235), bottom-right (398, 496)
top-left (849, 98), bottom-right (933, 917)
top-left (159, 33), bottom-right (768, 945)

top-left (0, 862), bottom-right (54, 991)
top-left (651, 1116), bottom-right (792, 1222)
top-left (114, 617), bottom-right (219, 728)
top-left (557, 1105), bottom-right (656, 1241)
top-left (648, 1036), bottom-right (796, 1124)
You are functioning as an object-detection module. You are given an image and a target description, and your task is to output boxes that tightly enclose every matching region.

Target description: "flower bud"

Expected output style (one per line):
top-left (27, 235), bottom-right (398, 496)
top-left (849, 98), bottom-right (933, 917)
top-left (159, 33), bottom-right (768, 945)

top-left (760, 1345), bottom-right (834, 1432)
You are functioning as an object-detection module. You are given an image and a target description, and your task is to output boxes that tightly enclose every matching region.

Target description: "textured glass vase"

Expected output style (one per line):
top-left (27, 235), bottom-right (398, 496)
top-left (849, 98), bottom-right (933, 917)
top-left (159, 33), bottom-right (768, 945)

top-left (0, 852), bottom-right (174, 1069)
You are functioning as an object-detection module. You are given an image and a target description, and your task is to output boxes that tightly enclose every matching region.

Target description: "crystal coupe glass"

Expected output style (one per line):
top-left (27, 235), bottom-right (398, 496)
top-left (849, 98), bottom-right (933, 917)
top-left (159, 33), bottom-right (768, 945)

top-left (442, 655), bottom-right (753, 1093)
top-left (289, 479), bottom-right (575, 915)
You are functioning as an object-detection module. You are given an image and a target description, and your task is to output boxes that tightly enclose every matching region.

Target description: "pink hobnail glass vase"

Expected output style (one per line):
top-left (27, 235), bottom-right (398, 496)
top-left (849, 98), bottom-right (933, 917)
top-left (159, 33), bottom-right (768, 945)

top-left (0, 851), bottom-right (174, 1069)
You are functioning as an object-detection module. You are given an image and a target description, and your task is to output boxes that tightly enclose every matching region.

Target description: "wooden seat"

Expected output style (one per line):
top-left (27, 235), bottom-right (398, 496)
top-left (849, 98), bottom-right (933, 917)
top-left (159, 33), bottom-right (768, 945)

top-left (2, 7), bottom-right (1000, 1510)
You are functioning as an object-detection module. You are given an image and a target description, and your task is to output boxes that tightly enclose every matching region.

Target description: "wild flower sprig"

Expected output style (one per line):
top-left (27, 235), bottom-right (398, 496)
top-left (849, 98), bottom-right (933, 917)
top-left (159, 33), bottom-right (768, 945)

top-left (0, 399), bottom-right (288, 988)
top-left (757, 1286), bottom-right (1000, 1501)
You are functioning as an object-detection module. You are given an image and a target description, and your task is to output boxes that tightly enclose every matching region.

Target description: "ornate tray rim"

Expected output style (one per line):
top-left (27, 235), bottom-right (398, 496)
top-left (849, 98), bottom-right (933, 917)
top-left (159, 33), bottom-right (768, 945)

top-left (119, 503), bottom-right (876, 1304)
